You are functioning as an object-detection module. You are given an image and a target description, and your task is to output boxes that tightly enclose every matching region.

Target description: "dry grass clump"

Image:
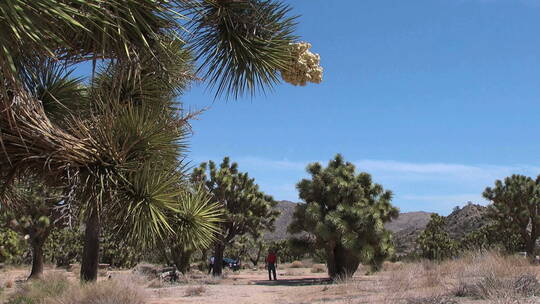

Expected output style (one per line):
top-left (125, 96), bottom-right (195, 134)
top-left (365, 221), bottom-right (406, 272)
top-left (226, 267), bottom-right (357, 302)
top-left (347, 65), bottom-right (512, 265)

top-left (51, 280), bottom-right (146, 304)
top-left (289, 261), bottom-right (304, 268)
top-left (132, 262), bottom-right (160, 278)
top-left (454, 273), bottom-right (540, 300)
top-left (377, 250), bottom-right (540, 303)
top-left (301, 259), bottom-right (314, 268)
top-left (282, 269), bottom-right (302, 276)
top-left (311, 264), bottom-right (326, 273)
top-left (184, 285), bottom-right (206, 297)
top-left (6, 273), bottom-right (146, 304)
top-left (147, 278), bottom-right (166, 288)
top-left (7, 272), bottom-right (70, 303)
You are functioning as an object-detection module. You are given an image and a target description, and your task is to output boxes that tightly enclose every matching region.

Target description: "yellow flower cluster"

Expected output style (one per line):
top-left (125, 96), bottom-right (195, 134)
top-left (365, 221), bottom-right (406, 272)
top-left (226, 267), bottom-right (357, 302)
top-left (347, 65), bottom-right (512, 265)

top-left (281, 42), bottom-right (323, 86)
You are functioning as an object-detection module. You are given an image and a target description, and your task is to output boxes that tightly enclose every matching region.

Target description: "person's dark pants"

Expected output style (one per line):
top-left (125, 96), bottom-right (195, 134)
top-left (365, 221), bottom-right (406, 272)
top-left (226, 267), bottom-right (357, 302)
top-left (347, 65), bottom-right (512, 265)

top-left (268, 263), bottom-right (277, 280)
top-left (208, 264), bottom-right (213, 275)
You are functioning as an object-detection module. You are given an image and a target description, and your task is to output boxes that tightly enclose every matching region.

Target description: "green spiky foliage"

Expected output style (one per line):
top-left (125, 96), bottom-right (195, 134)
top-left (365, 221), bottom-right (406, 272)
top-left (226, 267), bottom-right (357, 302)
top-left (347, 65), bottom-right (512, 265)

top-left (226, 234), bottom-right (268, 266)
top-left (460, 223), bottom-right (524, 253)
top-left (159, 186), bottom-right (223, 274)
top-left (0, 178), bottom-right (64, 279)
top-left (190, 0), bottom-right (298, 98)
top-left (416, 214), bottom-right (458, 261)
top-left (0, 228), bottom-right (25, 264)
top-left (0, 0), bottom-right (303, 282)
top-left (43, 228), bottom-right (83, 267)
top-left (483, 174), bottom-right (540, 255)
top-left (272, 239), bottom-right (306, 263)
top-left (192, 157), bottom-right (278, 276)
top-left (289, 154), bottom-right (399, 279)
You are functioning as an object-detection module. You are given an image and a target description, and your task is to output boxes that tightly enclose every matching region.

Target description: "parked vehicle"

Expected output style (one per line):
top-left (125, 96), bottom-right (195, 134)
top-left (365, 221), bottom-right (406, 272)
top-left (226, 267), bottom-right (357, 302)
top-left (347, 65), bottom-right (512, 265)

top-left (223, 258), bottom-right (240, 271)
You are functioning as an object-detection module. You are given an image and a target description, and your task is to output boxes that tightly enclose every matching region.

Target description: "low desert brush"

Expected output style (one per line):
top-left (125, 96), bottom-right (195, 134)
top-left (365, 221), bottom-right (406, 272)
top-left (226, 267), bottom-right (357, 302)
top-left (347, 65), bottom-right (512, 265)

top-left (52, 280), bottom-right (146, 304)
top-left (311, 264), bottom-right (326, 273)
top-left (184, 286), bottom-right (206, 297)
top-left (7, 273), bottom-right (70, 303)
top-left (289, 261), bottom-right (304, 268)
top-left (7, 274), bottom-right (146, 304)
top-left (454, 273), bottom-right (540, 300)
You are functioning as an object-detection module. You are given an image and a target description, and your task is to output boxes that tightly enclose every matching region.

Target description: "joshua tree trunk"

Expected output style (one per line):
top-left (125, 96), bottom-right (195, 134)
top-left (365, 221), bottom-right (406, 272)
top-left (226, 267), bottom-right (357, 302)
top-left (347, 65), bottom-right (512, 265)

top-left (81, 209), bottom-right (100, 282)
top-left (172, 247), bottom-right (193, 274)
top-left (212, 242), bottom-right (225, 277)
top-left (249, 243), bottom-right (264, 266)
top-left (28, 238), bottom-right (45, 280)
top-left (325, 243), bottom-right (360, 280)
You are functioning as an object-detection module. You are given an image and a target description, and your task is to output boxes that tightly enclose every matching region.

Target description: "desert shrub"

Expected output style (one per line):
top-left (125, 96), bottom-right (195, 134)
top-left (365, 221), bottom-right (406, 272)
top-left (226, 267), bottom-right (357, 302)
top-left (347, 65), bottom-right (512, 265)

top-left (0, 229), bottom-right (26, 264)
top-left (7, 273), bottom-right (70, 304)
top-left (311, 264), bottom-right (326, 273)
top-left (100, 231), bottom-right (142, 268)
top-left (43, 229), bottom-right (82, 267)
top-left (184, 286), bottom-right (206, 297)
top-left (7, 273), bottom-right (146, 304)
top-left (460, 224), bottom-right (525, 253)
top-left (132, 263), bottom-right (160, 278)
top-left (289, 260), bottom-right (304, 268)
top-left (455, 273), bottom-right (540, 300)
top-left (300, 259), bottom-right (314, 268)
top-left (147, 279), bottom-right (166, 289)
top-left (513, 274), bottom-right (540, 297)
top-left (52, 280), bottom-right (146, 304)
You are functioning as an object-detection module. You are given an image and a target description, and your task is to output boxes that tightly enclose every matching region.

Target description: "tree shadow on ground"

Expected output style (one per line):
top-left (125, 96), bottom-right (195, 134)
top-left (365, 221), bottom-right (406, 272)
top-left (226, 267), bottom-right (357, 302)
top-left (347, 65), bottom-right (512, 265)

top-left (253, 277), bottom-right (333, 286)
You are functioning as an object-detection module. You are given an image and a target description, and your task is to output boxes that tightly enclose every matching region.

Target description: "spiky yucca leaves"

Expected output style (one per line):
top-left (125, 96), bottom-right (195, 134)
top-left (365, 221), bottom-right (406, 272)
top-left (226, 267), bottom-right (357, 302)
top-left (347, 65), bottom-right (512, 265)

top-left (158, 186), bottom-right (223, 273)
top-left (289, 154), bottom-right (399, 279)
top-left (0, 59), bottom-right (94, 182)
top-left (0, 0), bottom-right (188, 76)
top-left (0, 0), bottom-right (304, 282)
top-left (190, 0), bottom-right (297, 98)
top-left (483, 174), bottom-right (540, 255)
top-left (192, 157), bottom-right (278, 276)
top-left (173, 187), bottom-right (223, 250)
top-left (0, 177), bottom-right (64, 279)
top-left (1, 0), bottom-right (302, 102)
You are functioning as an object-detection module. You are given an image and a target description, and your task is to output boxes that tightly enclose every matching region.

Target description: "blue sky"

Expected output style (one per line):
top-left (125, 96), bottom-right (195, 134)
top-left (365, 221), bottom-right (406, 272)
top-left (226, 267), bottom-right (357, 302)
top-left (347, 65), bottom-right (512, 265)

top-left (181, 0), bottom-right (540, 215)
top-left (73, 1), bottom-right (540, 214)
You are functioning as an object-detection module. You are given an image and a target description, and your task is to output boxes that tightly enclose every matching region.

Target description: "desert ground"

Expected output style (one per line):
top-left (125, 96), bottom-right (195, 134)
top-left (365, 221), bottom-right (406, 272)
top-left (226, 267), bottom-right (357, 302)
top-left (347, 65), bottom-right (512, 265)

top-left (2, 251), bottom-right (540, 304)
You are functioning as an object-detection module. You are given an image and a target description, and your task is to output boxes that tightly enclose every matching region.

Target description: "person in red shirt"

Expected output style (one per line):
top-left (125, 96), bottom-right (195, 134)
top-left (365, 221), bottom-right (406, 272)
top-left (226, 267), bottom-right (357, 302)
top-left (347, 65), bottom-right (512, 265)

top-left (266, 250), bottom-right (277, 280)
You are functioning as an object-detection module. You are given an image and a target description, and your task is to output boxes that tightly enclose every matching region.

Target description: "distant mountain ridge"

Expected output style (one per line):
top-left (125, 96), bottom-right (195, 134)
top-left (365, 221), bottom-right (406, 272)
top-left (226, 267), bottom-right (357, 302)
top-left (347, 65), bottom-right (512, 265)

top-left (264, 200), bottom-right (489, 255)
top-left (264, 200), bottom-right (298, 241)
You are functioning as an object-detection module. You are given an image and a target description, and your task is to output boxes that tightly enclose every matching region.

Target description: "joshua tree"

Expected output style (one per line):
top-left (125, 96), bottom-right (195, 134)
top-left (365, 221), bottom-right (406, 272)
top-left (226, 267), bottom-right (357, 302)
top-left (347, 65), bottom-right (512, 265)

top-left (415, 214), bottom-right (457, 261)
top-left (483, 174), bottom-right (540, 256)
top-left (0, 178), bottom-right (65, 279)
top-left (0, 1), bottom-right (318, 282)
top-left (289, 154), bottom-right (399, 279)
top-left (160, 187), bottom-right (223, 274)
top-left (192, 157), bottom-right (278, 276)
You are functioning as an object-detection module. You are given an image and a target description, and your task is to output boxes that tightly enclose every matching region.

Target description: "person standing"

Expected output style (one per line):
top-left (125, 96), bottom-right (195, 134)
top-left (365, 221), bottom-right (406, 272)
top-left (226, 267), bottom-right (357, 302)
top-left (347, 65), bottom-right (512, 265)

top-left (266, 250), bottom-right (277, 280)
top-left (208, 256), bottom-right (215, 275)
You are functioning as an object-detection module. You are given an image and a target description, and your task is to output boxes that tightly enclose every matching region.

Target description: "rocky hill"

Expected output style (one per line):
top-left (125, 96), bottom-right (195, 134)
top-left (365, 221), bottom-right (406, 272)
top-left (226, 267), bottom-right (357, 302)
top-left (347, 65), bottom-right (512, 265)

top-left (387, 202), bottom-right (489, 255)
top-left (444, 202), bottom-right (489, 240)
top-left (264, 200), bottom-right (298, 241)
top-left (385, 211), bottom-right (433, 255)
top-left (264, 200), bottom-right (489, 255)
